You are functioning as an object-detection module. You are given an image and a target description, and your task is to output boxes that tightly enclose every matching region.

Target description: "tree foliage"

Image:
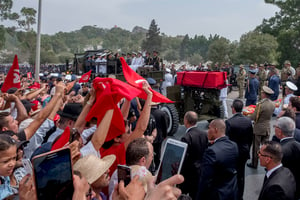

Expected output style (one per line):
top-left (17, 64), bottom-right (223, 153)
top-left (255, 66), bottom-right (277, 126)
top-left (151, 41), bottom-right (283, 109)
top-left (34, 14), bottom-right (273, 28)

top-left (237, 31), bottom-right (278, 64)
top-left (207, 37), bottom-right (232, 64)
top-left (141, 19), bottom-right (162, 52)
top-left (256, 0), bottom-right (300, 66)
top-left (17, 7), bottom-right (36, 31)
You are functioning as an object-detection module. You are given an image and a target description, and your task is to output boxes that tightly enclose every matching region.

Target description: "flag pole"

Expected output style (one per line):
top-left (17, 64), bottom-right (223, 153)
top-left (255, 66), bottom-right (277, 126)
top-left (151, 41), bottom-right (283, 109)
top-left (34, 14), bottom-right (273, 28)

top-left (34, 0), bottom-right (42, 81)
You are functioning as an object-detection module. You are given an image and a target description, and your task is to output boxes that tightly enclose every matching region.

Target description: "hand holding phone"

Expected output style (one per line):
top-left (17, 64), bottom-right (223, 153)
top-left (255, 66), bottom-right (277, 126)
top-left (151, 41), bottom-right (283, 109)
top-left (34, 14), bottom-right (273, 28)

top-left (32, 148), bottom-right (74, 200)
top-left (155, 138), bottom-right (187, 184)
top-left (118, 165), bottom-right (131, 187)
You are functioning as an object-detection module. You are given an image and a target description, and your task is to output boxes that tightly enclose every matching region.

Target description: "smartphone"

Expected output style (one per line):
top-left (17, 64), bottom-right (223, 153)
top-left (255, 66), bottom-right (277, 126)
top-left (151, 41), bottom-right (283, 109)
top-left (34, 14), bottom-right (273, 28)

top-left (117, 165), bottom-right (131, 186)
top-left (22, 158), bottom-right (33, 175)
top-left (155, 138), bottom-right (187, 184)
top-left (32, 148), bottom-right (74, 200)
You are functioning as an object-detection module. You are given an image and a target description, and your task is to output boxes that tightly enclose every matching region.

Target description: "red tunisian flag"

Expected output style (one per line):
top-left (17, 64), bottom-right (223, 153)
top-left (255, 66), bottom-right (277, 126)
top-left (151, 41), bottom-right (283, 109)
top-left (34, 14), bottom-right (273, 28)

top-left (1, 55), bottom-right (21, 93)
top-left (27, 72), bottom-right (32, 79)
top-left (79, 70), bottom-right (91, 83)
top-left (86, 77), bottom-right (141, 141)
top-left (120, 57), bottom-right (174, 103)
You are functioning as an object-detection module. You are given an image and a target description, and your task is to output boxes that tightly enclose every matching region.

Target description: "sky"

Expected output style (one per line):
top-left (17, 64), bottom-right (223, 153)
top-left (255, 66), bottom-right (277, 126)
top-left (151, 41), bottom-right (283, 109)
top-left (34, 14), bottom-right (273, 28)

top-left (5, 0), bottom-right (279, 41)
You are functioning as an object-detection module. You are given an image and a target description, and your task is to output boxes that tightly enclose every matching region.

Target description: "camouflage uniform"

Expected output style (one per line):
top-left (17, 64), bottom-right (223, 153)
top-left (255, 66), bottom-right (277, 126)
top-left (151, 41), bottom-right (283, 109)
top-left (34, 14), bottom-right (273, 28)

top-left (236, 67), bottom-right (246, 98)
top-left (258, 68), bottom-right (267, 100)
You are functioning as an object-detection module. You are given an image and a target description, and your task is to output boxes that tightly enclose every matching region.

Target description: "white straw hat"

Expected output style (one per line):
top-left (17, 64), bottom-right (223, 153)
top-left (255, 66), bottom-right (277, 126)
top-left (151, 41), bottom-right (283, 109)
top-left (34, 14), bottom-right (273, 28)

top-left (73, 154), bottom-right (116, 184)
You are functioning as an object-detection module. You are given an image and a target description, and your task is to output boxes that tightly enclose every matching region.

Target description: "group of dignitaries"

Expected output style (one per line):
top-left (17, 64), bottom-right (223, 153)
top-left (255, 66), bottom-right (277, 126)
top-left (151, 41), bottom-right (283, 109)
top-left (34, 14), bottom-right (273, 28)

top-left (179, 82), bottom-right (300, 199)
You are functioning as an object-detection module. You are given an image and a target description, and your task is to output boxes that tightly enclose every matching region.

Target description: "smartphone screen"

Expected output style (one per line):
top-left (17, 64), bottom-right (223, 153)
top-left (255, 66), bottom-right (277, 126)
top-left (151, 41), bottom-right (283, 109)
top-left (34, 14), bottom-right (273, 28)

top-left (32, 148), bottom-right (74, 200)
top-left (155, 138), bottom-right (187, 184)
top-left (117, 165), bottom-right (131, 186)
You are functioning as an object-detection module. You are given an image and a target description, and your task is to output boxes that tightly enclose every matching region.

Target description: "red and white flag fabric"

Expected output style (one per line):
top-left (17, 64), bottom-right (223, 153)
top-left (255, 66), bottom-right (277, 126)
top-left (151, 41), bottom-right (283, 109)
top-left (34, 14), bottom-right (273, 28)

top-left (86, 77), bottom-right (142, 141)
top-left (79, 70), bottom-right (92, 83)
top-left (27, 72), bottom-right (32, 79)
top-left (1, 55), bottom-right (21, 93)
top-left (120, 57), bottom-right (174, 103)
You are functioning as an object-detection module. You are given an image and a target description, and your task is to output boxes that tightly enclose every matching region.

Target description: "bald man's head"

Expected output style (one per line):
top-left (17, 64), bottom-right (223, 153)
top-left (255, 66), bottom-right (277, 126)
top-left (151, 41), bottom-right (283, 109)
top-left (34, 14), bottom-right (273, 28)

top-left (184, 111), bottom-right (198, 128)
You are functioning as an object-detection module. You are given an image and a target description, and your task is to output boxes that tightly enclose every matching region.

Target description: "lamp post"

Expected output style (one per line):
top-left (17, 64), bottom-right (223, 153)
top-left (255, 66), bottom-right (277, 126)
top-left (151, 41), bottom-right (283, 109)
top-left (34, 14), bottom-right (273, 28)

top-left (34, 0), bottom-right (42, 81)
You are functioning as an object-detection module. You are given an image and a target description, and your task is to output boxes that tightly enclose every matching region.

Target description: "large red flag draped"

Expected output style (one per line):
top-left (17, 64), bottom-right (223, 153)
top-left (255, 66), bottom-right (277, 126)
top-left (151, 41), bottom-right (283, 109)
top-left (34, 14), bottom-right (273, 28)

top-left (85, 77), bottom-right (142, 141)
top-left (1, 55), bottom-right (21, 93)
top-left (78, 70), bottom-right (91, 83)
top-left (120, 57), bottom-right (174, 103)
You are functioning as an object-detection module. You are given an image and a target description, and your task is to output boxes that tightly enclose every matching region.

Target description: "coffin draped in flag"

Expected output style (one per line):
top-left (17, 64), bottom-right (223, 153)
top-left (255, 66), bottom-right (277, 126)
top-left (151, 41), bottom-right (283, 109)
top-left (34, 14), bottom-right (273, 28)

top-left (85, 77), bottom-right (142, 141)
top-left (120, 57), bottom-right (174, 103)
top-left (79, 70), bottom-right (92, 83)
top-left (1, 55), bottom-right (21, 93)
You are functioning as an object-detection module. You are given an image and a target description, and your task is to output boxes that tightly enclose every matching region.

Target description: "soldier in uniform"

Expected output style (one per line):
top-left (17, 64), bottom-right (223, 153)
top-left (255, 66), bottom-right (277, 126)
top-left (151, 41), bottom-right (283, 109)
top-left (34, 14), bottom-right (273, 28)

top-left (245, 69), bottom-right (259, 106)
top-left (247, 86), bottom-right (275, 169)
top-left (151, 50), bottom-right (161, 71)
top-left (144, 51), bottom-right (152, 65)
top-left (258, 64), bottom-right (267, 100)
top-left (236, 64), bottom-right (246, 99)
top-left (281, 60), bottom-right (295, 96)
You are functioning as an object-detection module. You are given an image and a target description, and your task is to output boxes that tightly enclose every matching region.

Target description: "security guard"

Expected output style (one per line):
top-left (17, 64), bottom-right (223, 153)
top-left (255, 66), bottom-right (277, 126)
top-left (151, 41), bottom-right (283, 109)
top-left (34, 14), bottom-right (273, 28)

top-left (236, 64), bottom-right (246, 98)
top-left (247, 86), bottom-right (275, 169)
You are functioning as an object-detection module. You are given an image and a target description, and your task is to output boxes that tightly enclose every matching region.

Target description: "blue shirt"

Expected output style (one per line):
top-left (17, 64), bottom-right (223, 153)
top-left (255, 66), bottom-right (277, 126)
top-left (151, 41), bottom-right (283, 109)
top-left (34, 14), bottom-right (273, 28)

top-left (245, 77), bottom-right (259, 100)
top-left (0, 176), bottom-right (14, 199)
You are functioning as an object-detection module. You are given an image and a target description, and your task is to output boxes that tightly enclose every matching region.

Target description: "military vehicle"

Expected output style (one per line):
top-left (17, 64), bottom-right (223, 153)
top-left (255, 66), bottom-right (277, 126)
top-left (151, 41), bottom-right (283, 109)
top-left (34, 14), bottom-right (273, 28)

top-left (167, 71), bottom-right (227, 122)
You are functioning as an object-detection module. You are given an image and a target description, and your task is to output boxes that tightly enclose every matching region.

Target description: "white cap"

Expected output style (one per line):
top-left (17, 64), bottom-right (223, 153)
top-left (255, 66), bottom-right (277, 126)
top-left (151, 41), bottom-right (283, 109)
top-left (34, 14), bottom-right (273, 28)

top-left (286, 81), bottom-right (298, 91)
top-left (166, 68), bottom-right (171, 73)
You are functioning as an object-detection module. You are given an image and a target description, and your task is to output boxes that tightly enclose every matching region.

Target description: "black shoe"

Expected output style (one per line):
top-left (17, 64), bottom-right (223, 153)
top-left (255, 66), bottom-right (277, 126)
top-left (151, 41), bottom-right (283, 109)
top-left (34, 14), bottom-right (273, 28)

top-left (246, 163), bottom-right (257, 169)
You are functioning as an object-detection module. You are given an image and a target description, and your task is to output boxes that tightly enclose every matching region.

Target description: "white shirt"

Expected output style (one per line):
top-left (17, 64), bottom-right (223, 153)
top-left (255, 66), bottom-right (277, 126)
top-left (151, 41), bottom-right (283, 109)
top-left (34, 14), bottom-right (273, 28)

top-left (266, 163), bottom-right (282, 178)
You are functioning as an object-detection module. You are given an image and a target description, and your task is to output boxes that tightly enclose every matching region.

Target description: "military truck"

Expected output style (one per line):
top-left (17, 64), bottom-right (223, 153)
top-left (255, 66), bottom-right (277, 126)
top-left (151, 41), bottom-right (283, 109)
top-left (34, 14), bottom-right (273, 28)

top-left (167, 71), bottom-right (227, 122)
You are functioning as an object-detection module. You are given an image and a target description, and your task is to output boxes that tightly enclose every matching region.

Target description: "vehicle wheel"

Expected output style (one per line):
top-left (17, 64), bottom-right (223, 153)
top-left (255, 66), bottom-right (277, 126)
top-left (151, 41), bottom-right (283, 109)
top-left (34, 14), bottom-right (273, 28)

top-left (159, 104), bottom-right (179, 136)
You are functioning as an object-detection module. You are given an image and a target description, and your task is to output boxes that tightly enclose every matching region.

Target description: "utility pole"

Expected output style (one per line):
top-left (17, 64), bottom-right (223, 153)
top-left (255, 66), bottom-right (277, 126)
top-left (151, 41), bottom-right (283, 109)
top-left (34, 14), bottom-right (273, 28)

top-left (34, 0), bottom-right (42, 81)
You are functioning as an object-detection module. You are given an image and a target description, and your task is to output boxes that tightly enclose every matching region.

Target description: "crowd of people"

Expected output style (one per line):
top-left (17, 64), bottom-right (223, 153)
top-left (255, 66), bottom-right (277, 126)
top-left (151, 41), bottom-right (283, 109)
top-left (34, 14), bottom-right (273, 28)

top-left (83, 50), bottom-right (163, 74)
top-left (1, 57), bottom-right (300, 200)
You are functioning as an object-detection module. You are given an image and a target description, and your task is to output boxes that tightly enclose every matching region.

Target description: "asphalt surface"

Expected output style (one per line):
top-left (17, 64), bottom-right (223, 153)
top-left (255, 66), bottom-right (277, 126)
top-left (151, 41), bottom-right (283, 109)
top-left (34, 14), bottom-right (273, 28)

top-left (172, 88), bottom-right (277, 200)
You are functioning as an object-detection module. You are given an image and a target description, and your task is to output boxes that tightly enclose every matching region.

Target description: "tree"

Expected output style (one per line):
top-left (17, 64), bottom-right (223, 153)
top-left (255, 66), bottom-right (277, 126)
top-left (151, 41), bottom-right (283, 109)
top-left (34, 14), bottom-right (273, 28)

top-left (179, 34), bottom-right (189, 60)
top-left (141, 19), bottom-right (162, 53)
top-left (17, 7), bottom-right (36, 31)
top-left (237, 31), bottom-right (279, 64)
top-left (256, 0), bottom-right (300, 65)
top-left (188, 53), bottom-right (203, 66)
top-left (207, 37), bottom-right (233, 64)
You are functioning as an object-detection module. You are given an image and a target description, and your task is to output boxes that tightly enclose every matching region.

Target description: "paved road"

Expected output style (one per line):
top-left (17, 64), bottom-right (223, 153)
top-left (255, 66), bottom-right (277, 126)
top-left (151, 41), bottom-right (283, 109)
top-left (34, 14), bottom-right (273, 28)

top-left (172, 89), bottom-right (278, 200)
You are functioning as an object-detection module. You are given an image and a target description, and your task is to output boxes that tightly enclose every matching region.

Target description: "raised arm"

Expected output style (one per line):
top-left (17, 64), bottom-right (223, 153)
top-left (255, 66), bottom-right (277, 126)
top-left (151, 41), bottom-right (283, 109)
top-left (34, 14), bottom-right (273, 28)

top-left (124, 82), bottom-right (153, 149)
top-left (120, 99), bottom-right (131, 120)
top-left (91, 109), bottom-right (113, 150)
top-left (3, 93), bottom-right (28, 123)
top-left (24, 82), bottom-right (65, 140)
top-left (24, 84), bottom-right (47, 100)
top-left (74, 88), bottom-right (96, 133)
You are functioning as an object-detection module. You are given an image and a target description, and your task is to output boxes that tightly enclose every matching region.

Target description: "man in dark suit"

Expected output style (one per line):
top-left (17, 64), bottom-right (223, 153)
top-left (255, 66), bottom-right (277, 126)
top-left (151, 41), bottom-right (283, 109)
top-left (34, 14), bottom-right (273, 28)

top-left (196, 119), bottom-right (239, 200)
top-left (180, 111), bottom-right (208, 199)
top-left (226, 99), bottom-right (253, 200)
top-left (274, 116), bottom-right (300, 199)
top-left (258, 141), bottom-right (296, 200)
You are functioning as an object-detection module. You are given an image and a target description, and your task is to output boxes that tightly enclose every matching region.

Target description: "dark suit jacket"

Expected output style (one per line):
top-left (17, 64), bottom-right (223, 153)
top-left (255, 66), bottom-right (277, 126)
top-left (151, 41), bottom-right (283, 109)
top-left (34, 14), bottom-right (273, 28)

top-left (280, 138), bottom-right (300, 198)
top-left (196, 136), bottom-right (239, 200)
top-left (225, 113), bottom-right (253, 159)
top-left (258, 166), bottom-right (296, 200)
top-left (180, 127), bottom-right (208, 198)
